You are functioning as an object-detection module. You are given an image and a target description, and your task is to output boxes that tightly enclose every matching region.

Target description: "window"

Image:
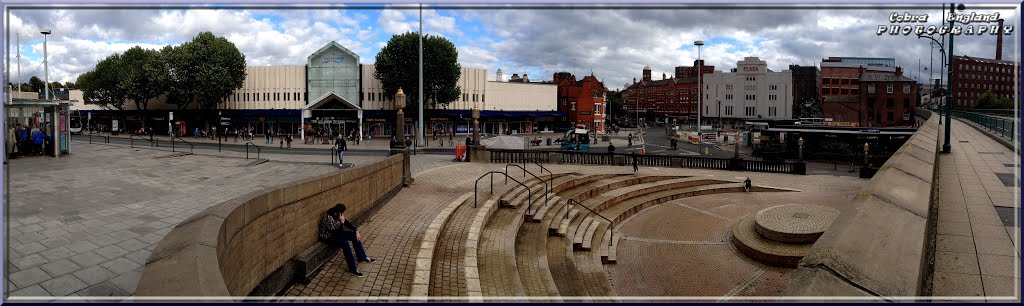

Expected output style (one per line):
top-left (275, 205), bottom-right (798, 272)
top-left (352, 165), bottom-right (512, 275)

top-left (769, 85), bottom-right (778, 90)
top-left (851, 88), bottom-right (859, 95)
top-left (726, 94), bottom-right (734, 100)
top-left (903, 84), bottom-right (910, 94)
top-left (361, 92), bottom-right (365, 101)
top-left (745, 106), bottom-right (755, 116)
top-left (482, 94), bottom-right (485, 102)
top-left (296, 93), bottom-right (300, 101)
top-left (725, 106), bottom-right (733, 115)
top-left (886, 83), bottom-right (893, 94)
top-left (868, 84), bottom-right (875, 94)
top-left (571, 102), bottom-right (576, 111)
top-left (745, 85), bottom-right (756, 91)
top-left (726, 84), bottom-right (734, 90)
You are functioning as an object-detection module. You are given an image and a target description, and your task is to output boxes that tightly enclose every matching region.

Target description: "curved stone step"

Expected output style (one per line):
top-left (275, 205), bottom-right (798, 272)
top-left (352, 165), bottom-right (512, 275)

top-left (413, 192), bottom-right (472, 296)
top-left (731, 214), bottom-right (813, 268)
top-left (571, 216), bottom-right (595, 251)
top-left (479, 194), bottom-right (529, 296)
top-left (557, 208), bottom-right (581, 237)
top-left (467, 172), bottom-right (570, 297)
top-left (529, 195), bottom-right (562, 223)
top-left (575, 221), bottom-right (617, 297)
top-left (580, 218), bottom-right (602, 251)
top-left (516, 207), bottom-right (563, 299)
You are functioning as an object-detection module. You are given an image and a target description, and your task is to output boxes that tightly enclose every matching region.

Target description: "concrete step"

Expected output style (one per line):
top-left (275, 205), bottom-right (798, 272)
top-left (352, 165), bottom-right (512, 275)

top-left (557, 208), bottom-right (582, 237)
top-left (580, 218), bottom-right (602, 251)
top-left (529, 195), bottom-right (561, 223)
top-left (412, 192), bottom-right (472, 296)
top-left (570, 215), bottom-right (593, 251)
top-left (731, 214), bottom-right (813, 268)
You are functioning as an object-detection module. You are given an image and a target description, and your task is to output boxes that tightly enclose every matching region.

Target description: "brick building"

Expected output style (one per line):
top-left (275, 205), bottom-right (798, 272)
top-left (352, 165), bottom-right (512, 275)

top-left (822, 67), bottom-right (918, 127)
top-left (951, 55), bottom-right (1017, 108)
top-left (621, 60), bottom-right (714, 123)
top-left (554, 72), bottom-right (608, 134)
top-left (820, 57), bottom-right (898, 125)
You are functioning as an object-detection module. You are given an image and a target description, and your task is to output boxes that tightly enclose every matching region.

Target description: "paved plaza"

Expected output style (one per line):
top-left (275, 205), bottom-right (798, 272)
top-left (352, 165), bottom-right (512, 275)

top-left (931, 119), bottom-right (1020, 300)
top-left (284, 162), bottom-right (866, 299)
top-left (4, 140), bottom-right (455, 298)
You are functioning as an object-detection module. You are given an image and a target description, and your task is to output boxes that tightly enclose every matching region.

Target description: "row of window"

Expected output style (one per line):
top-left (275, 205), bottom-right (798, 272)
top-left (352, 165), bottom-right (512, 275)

top-left (823, 77), bottom-right (859, 85)
top-left (961, 73), bottom-right (1013, 82)
top-left (959, 83), bottom-right (1012, 91)
top-left (462, 93), bottom-right (484, 103)
top-left (229, 92), bottom-right (305, 103)
top-left (958, 63), bottom-right (1014, 74)
top-left (866, 84), bottom-right (912, 94)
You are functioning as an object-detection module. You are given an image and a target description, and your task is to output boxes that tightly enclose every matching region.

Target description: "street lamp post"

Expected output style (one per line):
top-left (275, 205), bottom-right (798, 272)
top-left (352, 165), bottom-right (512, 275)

top-left (717, 99), bottom-right (722, 130)
top-left (694, 40), bottom-right (704, 154)
top-left (41, 29), bottom-right (51, 100)
top-left (942, 3), bottom-right (964, 153)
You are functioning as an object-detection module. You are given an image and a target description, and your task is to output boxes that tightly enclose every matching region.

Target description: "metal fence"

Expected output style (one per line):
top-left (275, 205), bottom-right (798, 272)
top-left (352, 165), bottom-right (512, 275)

top-left (951, 110), bottom-right (1016, 141)
top-left (486, 149), bottom-right (805, 175)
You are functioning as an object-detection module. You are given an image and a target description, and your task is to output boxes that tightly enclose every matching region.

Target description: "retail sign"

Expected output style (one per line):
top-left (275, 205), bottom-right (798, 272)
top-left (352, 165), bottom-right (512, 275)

top-left (702, 133), bottom-right (717, 142)
top-left (320, 53), bottom-right (345, 64)
top-left (578, 111), bottom-right (592, 115)
top-left (743, 66), bottom-right (759, 71)
top-left (859, 129), bottom-right (881, 133)
top-left (169, 112), bottom-right (173, 121)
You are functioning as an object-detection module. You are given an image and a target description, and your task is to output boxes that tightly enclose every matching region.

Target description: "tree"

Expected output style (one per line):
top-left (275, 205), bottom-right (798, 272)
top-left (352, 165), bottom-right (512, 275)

top-left (77, 53), bottom-right (128, 110)
top-left (374, 32), bottom-right (461, 119)
top-left (164, 32), bottom-right (246, 111)
top-left (28, 76), bottom-right (44, 92)
top-left (120, 46), bottom-right (168, 127)
top-left (63, 82), bottom-right (76, 89)
top-left (606, 90), bottom-right (624, 122)
top-left (975, 91), bottom-right (1014, 109)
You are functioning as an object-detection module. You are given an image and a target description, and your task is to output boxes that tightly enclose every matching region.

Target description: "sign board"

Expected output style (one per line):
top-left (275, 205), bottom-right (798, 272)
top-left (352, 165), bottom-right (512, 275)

top-left (60, 114), bottom-right (66, 132)
top-left (60, 134), bottom-right (67, 153)
top-left (859, 129), bottom-right (881, 133)
top-left (259, 117), bottom-right (265, 122)
top-left (112, 120), bottom-right (119, 132)
top-left (169, 112), bottom-right (173, 121)
top-left (302, 110), bottom-right (312, 118)
top-left (221, 121), bottom-right (230, 126)
top-left (702, 133), bottom-right (717, 143)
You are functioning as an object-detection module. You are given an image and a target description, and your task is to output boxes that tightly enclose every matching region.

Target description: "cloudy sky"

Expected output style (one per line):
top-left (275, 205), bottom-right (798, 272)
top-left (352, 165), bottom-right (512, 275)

top-left (6, 4), bottom-right (1019, 91)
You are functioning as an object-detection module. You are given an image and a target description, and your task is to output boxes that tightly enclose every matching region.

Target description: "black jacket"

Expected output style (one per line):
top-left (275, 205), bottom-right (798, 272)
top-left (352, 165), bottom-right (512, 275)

top-left (335, 137), bottom-right (347, 151)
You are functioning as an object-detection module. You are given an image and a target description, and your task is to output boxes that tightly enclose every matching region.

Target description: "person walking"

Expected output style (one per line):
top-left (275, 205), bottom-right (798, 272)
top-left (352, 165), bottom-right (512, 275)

top-left (6, 126), bottom-right (16, 158)
top-left (318, 204), bottom-right (375, 277)
top-left (627, 133), bottom-right (633, 147)
top-left (286, 134), bottom-right (293, 149)
top-left (743, 177), bottom-right (752, 192)
top-left (630, 151), bottom-right (639, 172)
top-left (335, 132), bottom-right (347, 167)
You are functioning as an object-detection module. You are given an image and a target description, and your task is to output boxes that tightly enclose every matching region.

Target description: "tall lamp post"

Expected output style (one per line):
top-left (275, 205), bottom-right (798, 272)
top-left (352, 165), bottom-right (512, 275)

top-left (941, 3), bottom-right (964, 153)
top-left (41, 29), bottom-right (51, 101)
top-left (694, 40), bottom-right (704, 154)
top-left (396, 88), bottom-right (413, 185)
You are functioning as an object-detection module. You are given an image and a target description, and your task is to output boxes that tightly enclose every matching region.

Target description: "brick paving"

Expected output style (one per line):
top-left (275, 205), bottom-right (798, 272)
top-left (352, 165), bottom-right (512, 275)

top-left (931, 119), bottom-right (1020, 302)
top-left (5, 142), bottom-right (344, 297)
top-left (608, 176), bottom-right (866, 298)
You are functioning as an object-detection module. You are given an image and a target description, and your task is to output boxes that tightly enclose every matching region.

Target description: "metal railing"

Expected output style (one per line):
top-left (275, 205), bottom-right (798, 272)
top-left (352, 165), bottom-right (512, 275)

top-left (129, 134), bottom-right (156, 149)
top-left (567, 198), bottom-right (613, 246)
top-left (87, 132), bottom-right (110, 144)
top-left (523, 158), bottom-right (555, 186)
top-left (245, 142), bottom-right (261, 159)
top-left (474, 171), bottom-right (531, 210)
top-left (952, 110), bottom-right (1016, 141)
top-left (504, 164), bottom-right (549, 215)
top-left (171, 136), bottom-right (194, 154)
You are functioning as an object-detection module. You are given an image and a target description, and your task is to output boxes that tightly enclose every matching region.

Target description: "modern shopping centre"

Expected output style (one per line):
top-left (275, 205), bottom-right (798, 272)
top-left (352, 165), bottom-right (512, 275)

top-left (71, 41), bottom-right (563, 139)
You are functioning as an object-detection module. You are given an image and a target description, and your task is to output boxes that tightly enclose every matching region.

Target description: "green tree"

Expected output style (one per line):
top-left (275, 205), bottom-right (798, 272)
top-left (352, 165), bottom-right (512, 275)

top-left (374, 32), bottom-right (461, 118)
top-left (63, 81), bottom-right (76, 89)
top-left (28, 76), bottom-right (44, 92)
top-left (77, 53), bottom-right (129, 110)
top-left (164, 32), bottom-right (246, 111)
top-left (606, 90), bottom-right (624, 121)
top-left (120, 46), bottom-right (168, 127)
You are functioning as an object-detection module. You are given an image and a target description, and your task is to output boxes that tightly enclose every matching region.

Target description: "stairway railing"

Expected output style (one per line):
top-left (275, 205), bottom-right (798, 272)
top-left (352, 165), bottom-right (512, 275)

top-left (474, 171), bottom-right (531, 211)
top-left (567, 198), bottom-right (613, 246)
top-left (504, 164), bottom-right (549, 215)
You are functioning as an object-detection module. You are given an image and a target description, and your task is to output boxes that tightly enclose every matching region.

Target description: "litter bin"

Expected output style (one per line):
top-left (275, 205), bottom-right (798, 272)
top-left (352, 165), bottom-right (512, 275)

top-left (546, 138), bottom-right (552, 146)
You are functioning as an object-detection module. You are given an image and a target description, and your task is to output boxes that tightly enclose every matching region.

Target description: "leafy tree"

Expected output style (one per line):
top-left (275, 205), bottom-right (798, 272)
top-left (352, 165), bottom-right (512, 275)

top-left (120, 46), bottom-right (168, 127)
top-left (19, 83), bottom-right (30, 92)
top-left (606, 90), bottom-right (624, 121)
top-left (164, 32), bottom-right (246, 110)
top-left (63, 82), bottom-right (76, 89)
top-left (77, 53), bottom-right (128, 110)
top-left (973, 91), bottom-right (1014, 109)
top-left (374, 32), bottom-right (461, 118)
top-left (28, 76), bottom-right (44, 92)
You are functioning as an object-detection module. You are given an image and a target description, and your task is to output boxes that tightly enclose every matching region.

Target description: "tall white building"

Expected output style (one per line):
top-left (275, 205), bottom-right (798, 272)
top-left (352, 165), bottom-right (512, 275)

top-left (702, 57), bottom-right (793, 126)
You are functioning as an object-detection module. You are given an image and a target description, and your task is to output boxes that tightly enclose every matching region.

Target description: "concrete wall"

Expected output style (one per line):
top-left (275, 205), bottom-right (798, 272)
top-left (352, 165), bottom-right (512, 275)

top-left (483, 81), bottom-right (558, 111)
top-left (135, 155), bottom-right (404, 297)
top-left (784, 111), bottom-right (941, 298)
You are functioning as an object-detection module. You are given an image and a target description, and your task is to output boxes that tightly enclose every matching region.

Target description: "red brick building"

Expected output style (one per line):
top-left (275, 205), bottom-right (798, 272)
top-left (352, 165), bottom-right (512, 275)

top-left (821, 67), bottom-right (918, 127)
top-left (621, 60), bottom-right (714, 123)
top-left (554, 72), bottom-right (608, 134)
top-left (951, 55), bottom-right (1017, 108)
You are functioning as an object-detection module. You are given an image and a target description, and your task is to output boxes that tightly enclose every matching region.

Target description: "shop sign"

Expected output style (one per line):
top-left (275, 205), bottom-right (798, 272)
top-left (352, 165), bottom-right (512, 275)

top-left (430, 117), bottom-right (449, 121)
top-left (579, 111), bottom-right (592, 115)
top-left (366, 118), bottom-right (387, 122)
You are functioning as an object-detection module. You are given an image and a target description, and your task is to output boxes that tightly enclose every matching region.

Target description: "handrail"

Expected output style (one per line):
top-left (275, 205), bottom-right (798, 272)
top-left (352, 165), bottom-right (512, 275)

top-left (523, 158), bottom-right (554, 186)
top-left (129, 134), bottom-right (156, 149)
top-left (474, 171), bottom-right (531, 211)
top-left (504, 164), bottom-right (549, 215)
top-left (567, 198), bottom-right (614, 246)
top-left (245, 142), bottom-right (261, 159)
top-left (171, 136), bottom-right (195, 154)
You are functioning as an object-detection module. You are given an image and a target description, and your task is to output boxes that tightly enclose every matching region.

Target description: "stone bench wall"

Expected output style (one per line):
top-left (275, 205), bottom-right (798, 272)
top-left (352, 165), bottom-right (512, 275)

top-left (135, 155), bottom-right (405, 297)
top-left (784, 111), bottom-right (941, 298)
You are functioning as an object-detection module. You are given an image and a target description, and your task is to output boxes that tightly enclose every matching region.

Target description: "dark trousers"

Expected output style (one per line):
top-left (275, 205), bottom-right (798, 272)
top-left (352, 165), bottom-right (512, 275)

top-left (333, 231), bottom-right (367, 272)
top-left (633, 163), bottom-right (638, 172)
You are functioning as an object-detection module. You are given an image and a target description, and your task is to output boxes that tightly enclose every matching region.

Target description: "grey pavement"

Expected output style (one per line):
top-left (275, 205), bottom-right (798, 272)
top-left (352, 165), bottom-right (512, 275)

top-left (4, 139), bottom-right (457, 299)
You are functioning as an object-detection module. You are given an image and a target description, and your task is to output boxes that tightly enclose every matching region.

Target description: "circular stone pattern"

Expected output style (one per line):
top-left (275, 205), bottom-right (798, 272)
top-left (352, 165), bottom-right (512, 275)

top-left (754, 204), bottom-right (840, 244)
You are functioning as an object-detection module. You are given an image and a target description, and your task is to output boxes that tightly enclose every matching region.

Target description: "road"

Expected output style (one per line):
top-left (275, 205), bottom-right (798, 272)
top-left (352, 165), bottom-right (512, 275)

top-left (640, 126), bottom-right (737, 159)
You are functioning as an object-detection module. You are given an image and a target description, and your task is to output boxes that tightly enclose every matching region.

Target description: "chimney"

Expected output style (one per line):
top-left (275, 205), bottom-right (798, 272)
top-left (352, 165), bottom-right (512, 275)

top-left (523, 74), bottom-right (529, 82)
top-left (996, 19), bottom-right (1005, 60)
top-left (662, 73), bottom-right (666, 80)
top-left (895, 66), bottom-right (902, 76)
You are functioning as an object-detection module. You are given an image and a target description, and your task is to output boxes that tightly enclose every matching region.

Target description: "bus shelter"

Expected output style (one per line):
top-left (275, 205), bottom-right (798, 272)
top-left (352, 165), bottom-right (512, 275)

top-left (5, 98), bottom-right (72, 159)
